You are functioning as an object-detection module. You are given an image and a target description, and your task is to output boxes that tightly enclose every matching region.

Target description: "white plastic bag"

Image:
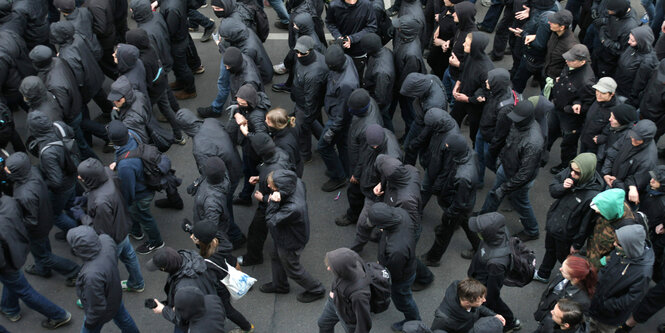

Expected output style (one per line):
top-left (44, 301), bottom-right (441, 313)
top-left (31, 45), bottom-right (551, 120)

top-left (205, 259), bottom-right (256, 300)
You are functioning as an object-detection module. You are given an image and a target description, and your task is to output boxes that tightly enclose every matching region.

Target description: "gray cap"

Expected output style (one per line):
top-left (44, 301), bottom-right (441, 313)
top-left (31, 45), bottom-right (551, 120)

top-left (548, 9), bottom-right (573, 27)
top-left (563, 44), bottom-right (590, 61)
top-left (649, 165), bottom-right (665, 183)
top-left (628, 119), bottom-right (657, 141)
top-left (294, 35), bottom-right (315, 53)
top-left (592, 77), bottom-right (617, 94)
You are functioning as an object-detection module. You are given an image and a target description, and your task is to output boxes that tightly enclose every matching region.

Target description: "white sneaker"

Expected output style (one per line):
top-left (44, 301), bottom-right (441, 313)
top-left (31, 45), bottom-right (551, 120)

top-left (481, 0), bottom-right (491, 6)
top-left (273, 63), bottom-right (288, 75)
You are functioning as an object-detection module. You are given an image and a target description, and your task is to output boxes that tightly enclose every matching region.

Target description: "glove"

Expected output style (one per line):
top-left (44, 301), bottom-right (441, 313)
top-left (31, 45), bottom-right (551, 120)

top-left (73, 196), bottom-right (87, 207)
top-left (70, 205), bottom-right (85, 221)
top-left (322, 129), bottom-right (335, 144)
top-left (492, 187), bottom-right (505, 201)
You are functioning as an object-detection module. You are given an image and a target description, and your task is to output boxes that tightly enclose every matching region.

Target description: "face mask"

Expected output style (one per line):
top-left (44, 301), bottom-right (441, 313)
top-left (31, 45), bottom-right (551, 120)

top-left (297, 52), bottom-right (316, 66)
top-left (239, 105), bottom-right (252, 113)
top-left (213, 9), bottom-right (225, 18)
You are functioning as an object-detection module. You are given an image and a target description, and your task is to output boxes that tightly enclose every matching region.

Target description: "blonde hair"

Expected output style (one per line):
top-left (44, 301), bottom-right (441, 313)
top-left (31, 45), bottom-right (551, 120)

top-left (266, 108), bottom-right (296, 129)
top-left (198, 237), bottom-right (219, 258)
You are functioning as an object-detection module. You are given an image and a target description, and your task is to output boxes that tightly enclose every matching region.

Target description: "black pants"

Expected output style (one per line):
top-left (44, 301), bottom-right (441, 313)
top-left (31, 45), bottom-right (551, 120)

top-left (0, 126), bottom-right (26, 153)
top-left (490, 0), bottom-right (516, 59)
top-left (344, 182), bottom-right (365, 223)
top-left (171, 38), bottom-right (196, 93)
top-left (245, 204), bottom-right (268, 263)
top-left (349, 198), bottom-right (378, 253)
top-left (270, 244), bottom-right (325, 294)
top-left (537, 233), bottom-right (572, 279)
top-left (633, 277), bottom-right (665, 323)
top-left (451, 102), bottom-right (483, 146)
top-left (351, 55), bottom-right (366, 85)
top-left (218, 283), bottom-right (252, 330)
top-left (548, 110), bottom-right (583, 167)
top-left (295, 107), bottom-right (323, 160)
top-left (425, 213), bottom-right (480, 261)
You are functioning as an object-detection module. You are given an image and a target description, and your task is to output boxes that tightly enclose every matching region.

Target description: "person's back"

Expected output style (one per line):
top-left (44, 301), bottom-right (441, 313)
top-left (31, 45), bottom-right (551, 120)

top-left (29, 46), bottom-right (81, 123)
top-left (148, 248), bottom-right (217, 306)
top-left (168, 286), bottom-right (226, 332)
top-left (375, 155), bottom-right (421, 224)
top-left (27, 111), bottom-right (76, 193)
top-left (369, 203), bottom-right (415, 284)
top-left (130, 0), bottom-right (173, 72)
top-left (325, 0), bottom-right (377, 57)
top-left (125, 28), bottom-right (168, 102)
top-left (218, 17), bottom-right (273, 84)
top-left (394, 16), bottom-right (426, 87)
top-left (265, 169), bottom-right (309, 250)
top-left (19, 76), bottom-right (63, 122)
top-left (194, 157), bottom-right (231, 233)
top-left (159, 0), bottom-right (187, 42)
top-left (360, 33), bottom-right (394, 125)
top-left (0, 195), bottom-right (29, 275)
top-left (616, 26), bottom-right (658, 107)
top-left (57, 1), bottom-right (103, 61)
top-left (12, 0), bottom-right (48, 50)
top-left (115, 43), bottom-right (149, 98)
top-left (109, 76), bottom-right (151, 144)
top-left (223, 47), bottom-right (264, 100)
top-left (291, 48), bottom-right (328, 113)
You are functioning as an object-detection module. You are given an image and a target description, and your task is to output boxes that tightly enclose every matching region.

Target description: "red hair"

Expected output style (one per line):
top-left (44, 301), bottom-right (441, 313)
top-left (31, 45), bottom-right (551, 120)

top-left (565, 255), bottom-right (598, 297)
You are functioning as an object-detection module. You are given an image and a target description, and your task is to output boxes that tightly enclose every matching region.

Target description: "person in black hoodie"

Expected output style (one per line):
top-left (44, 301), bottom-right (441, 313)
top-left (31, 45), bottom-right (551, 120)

top-left (467, 212), bottom-right (522, 332)
top-left (5, 152), bottom-right (80, 285)
top-left (129, 0), bottom-right (173, 74)
top-left (223, 47), bottom-right (265, 104)
top-left (0, 29), bottom-right (35, 113)
top-left (114, 43), bottom-right (148, 99)
top-left (153, 286), bottom-right (226, 333)
top-left (261, 169), bottom-right (326, 303)
top-left (318, 247), bottom-right (372, 333)
top-left (639, 58), bottom-right (665, 143)
top-left (595, 0), bottom-right (638, 77)
top-left (12, 0), bottom-right (49, 51)
top-left (108, 75), bottom-right (151, 144)
top-left (430, 278), bottom-right (503, 332)
top-left (0, 103), bottom-right (23, 154)
top-left (394, 0), bottom-right (427, 51)
top-left (19, 76), bottom-right (64, 122)
top-left (266, 108), bottom-right (303, 177)
top-left (360, 33), bottom-right (395, 131)
top-left (595, 103), bottom-right (638, 166)
top-left (191, 157), bottom-right (232, 236)
top-left (83, 0), bottom-right (117, 78)
top-left (451, 31), bottom-right (494, 146)
top-left (218, 17), bottom-right (273, 85)
top-left (428, 0), bottom-right (460, 79)
top-left (444, 0), bottom-right (475, 103)
top-left (54, 0), bottom-right (103, 63)
top-left (579, 77), bottom-right (620, 155)
top-left (368, 203), bottom-right (420, 331)
top-left (615, 26), bottom-right (658, 107)
top-left (0, 0), bottom-right (24, 37)
top-left (67, 225), bottom-right (138, 332)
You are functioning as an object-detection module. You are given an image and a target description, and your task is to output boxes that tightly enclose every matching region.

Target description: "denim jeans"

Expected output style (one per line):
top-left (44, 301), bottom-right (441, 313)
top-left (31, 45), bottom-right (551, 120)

top-left (652, 0), bottom-right (665, 37)
top-left (479, 2), bottom-right (505, 31)
top-left (481, 165), bottom-right (539, 236)
top-left (80, 302), bottom-right (139, 333)
top-left (49, 186), bottom-right (77, 233)
top-left (475, 131), bottom-right (491, 185)
top-left (188, 8), bottom-right (214, 30)
top-left (442, 68), bottom-right (455, 108)
top-left (116, 236), bottom-right (144, 289)
top-left (68, 112), bottom-right (99, 161)
top-left (29, 236), bottom-right (80, 278)
top-left (642, 0), bottom-right (655, 21)
top-left (212, 57), bottom-right (230, 114)
top-left (0, 271), bottom-right (68, 320)
top-left (317, 122), bottom-right (349, 181)
top-left (129, 193), bottom-right (163, 245)
top-left (317, 297), bottom-right (354, 333)
top-left (264, 0), bottom-right (290, 24)
top-left (391, 273), bottom-right (421, 322)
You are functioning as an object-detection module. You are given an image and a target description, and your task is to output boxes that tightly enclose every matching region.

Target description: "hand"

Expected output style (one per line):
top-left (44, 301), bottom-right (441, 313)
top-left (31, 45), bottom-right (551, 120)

top-left (593, 135), bottom-right (598, 144)
top-left (269, 191), bottom-right (281, 202)
top-left (434, 13), bottom-right (439, 22)
top-left (570, 245), bottom-right (579, 254)
top-left (442, 40), bottom-right (450, 52)
top-left (563, 178), bottom-right (574, 189)
top-left (449, 52), bottom-right (460, 67)
top-left (604, 175), bottom-right (616, 187)
top-left (591, 8), bottom-right (599, 19)
top-left (73, 196), bottom-right (87, 207)
top-left (329, 291), bottom-right (335, 299)
top-left (152, 299), bottom-right (165, 314)
top-left (453, 92), bottom-right (469, 103)
top-left (495, 314), bottom-right (506, 326)
top-left (656, 224), bottom-right (664, 234)
top-left (249, 176), bottom-right (259, 185)
top-left (109, 162), bottom-right (116, 170)
top-left (239, 123), bottom-right (249, 136)
top-left (322, 129), bottom-right (335, 144)
top-left (508, 27), bottom-right (523, 37)
top-left (151, 1), bottom-right (158, 10)
top-left (572, 104), bottom-right (581, 114)
top-left (233, 112), bottom-right (247, 125)
top-left (661, 20), bottom-right (665, 34)
top-left (433, 38), bottom-right (444, 47)
top-left (373, 183), bottom-right (384, 196)
top-left (476, 96), bottom-right (486, 103)
top-left (515, 5), bottom-right (530, 20)
top-left (555, 76), bottom-right (560, 83)
top-left (70, 205), bottom-right (85, 221)
top-left (186, 181), bottom-right (198, 195)
top-left (342, 36), bottom-right (351, 49)
top-left (253, 190), bottom-right (264, 202)
top-left (628, 186), bottom-right (640, 204)
top-left (524, 34), bottom-right (536, 45)
top-left (350, 175), bottom-right (359, 184)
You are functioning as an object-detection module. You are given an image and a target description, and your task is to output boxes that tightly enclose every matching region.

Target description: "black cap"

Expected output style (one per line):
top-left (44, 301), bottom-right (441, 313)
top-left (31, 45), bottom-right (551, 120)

top-left (562, 44), bottom-right (590, 61)
top-left (548, 9), bottom-right (573, 27)
top-left (192, 221), bottom-right (218, 244)
top-left (468, 212), bottom-right (504, 233)
top-left (203, 156), bottom-right (226, 185)
top-left (107, 76), bottom-right (132, 101)
top-left (507, 100), bottom-right (534, 122)
top-left (649, 165), bottom-right (665, 184)
top-left (294, 35), bottom-right (315, 53)
top-left (145, 247), bottom-right (180, 272)
top-left (107, 120), bottom-right (129, 146)
top-left (365, 124), bottom-right (385, 147)
top-left (610, 104), bottom-right (638, 125)
top-left (347, 88), bottom-right (371, 114)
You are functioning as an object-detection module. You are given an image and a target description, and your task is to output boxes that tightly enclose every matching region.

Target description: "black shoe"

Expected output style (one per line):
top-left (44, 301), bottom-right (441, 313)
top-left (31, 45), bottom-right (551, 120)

top-left (490, 53), bottom-right (504, 61)
top-left (411, 280), bottom-right (433, 292)
top-left (41, 311), bottom-right (71, 329)
top-left (197, 106), bottom-right (221, 118)
top-left (201, 22), bottom-right (215, 42)
top-left (513, 231), bottom-right (539, 242)
top-left (271, 83), bottom-right (291, 93)
top-left (136, 241), bottom-right (165, 255)
top-left (155, 197), bottom-right (184, 210)
top-left (237, 255), bottom-right (263, 267)
top-left (24, 264), bottom-right (53, 278)
top-left (335, 214), bottom-right (355, 226)
top-left (233, 196), bottom-right (253, 206)
top-left (259, 282), bottom-right (289, 294)
top-left (297, 290), bottom-right (325, 303)
top-left (232, 235), bottom-right (247, 250)
top-left (504, 319), bottom-right (522, 332)
top-left (476, 22), bottom-right (493, 33)
top-left (321, 178), bottom-right (347, 192)
top-left (549, 163), bottom-right (566, 175)
top-left (54, 231), bottom-right (66, 241)
top-left (273, 21), bottom-right (289, 30)
top-left (461, 249), bottom-right (476, 259)
top-left (419, 254), bottom-right (441, 267)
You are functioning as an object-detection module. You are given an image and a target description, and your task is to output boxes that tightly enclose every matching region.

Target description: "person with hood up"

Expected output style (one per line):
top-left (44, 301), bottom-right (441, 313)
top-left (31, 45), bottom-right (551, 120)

top-left (152, 286), bottom-right (226, 333)
top-left (359, 33), bottom-right (395, 131)
top-left (427, 0), bottom-right (459, 79)
top-left (480, 101), bottom-right (544, 242)
top-left (74, 156), bottom-right (146, 293)
top-left (392, 15), bottom-right (426, 138)
top-left (400, 72), bottom-right (448, 166)
top-left (317, 247), bottom-right (372, 333)
top-left (289, 36), bottom-right (328, 162)
top-left (451, 32), bottom-right (493, 146)
top-left (368, 203), bottom-right (420, 331)
top-left (639, 58), bottom-right (665, 142)
top-left (261, 169), bottom-right (326, 303)
top-left (265, 108), bottom-right (303, 177)
top-left (601, 119), bottom-right (658, 193)
top-left (19, 76), bottom-right (64, 122)
top-left (534, 298), bottom-right (587, 333)
top-left (0, 29), bottom-right (35, 113)
top-left (430, 278), bottom-right (504, 333)
top-left (11, 0), bottom-right (49, 51)
top-left (595, 103), bottom-right (639, 165)
top-left (422, 134), bottom-right (481, 267)
top-left (26, 111), bottom-right (78, 239)
top-left (54, 0), bottom-right (103, 63)
top-left (4, 152), bottom-right (80, 286)
top-left (533, 153), bottom-right (604, 282)
top-left (334, 90), bottom-right (384, 227)
top-left (588, 224), bottom-right (654, 332)
top-left (114, 43), bottom-right (149, 99)
top-left (82, 0), bottom-right (117, 78)
top-left (467, 212), bottom-right (522, 332)
top-left (0, 103), bottom-right (23, 154)
top-left (615, 26), bottom-right (659, 107)
top-left (191, 157), bottom-right (233, 235)
top-left (0, 0), bottom-right (25, 41)
top-left (210, 0), bottom-right (259, 34)
top-left (595, 0), bottom-right (638, 77)
top-left (108, 75), bottom-right (151, 145)
top-left (223, 47), bottom-right (265, 107)
top-left (319, 44), bottom-right (359, 192)
top-left (67, 225), bottom-right (139, 332)
top-left (218, 17), bottom-right (273, 85)
top-left (106, 121), bottom-right (166, 255)
top-left (443, 1), bottom-right (475, 103)
top-left (238, 133), bottom-right (294, 267)
top-left (578, 77), bottom-right (620, 155)
top-left (548, 44), bottom-right (596, 175)
top-left (129, 0), bottom-right (173, 74)
top-left (393, 0), bottom-right (427, 50)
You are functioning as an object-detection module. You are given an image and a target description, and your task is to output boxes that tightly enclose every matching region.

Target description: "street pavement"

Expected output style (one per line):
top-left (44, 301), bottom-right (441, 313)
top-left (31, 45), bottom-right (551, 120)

top-left (2, 1), bottom-right (665, 332)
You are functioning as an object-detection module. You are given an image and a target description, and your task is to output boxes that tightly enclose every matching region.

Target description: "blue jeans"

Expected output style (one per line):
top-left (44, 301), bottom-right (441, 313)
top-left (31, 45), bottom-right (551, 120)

top-left (481, 165), bottom-right (539, 236)
top-left (474, 131), bottom-right (490, 186)
top-left (211, 57), bottom-right (230, 114)
top-left (391, 273), bottom-right (420, 322)
top-left (652, 0), bottom-right (665, 37)
top-left (116, 237), bottom-right (144, 289)
top-left (317, 122), bottom-right (349, 181)
top-left (80, 302), bottom-right (139, 333)
top-left (263, 0), bottom-right (290, 24)
top-left (49, 186), bottom-right (77, 233)
top-left (68, 112), bottom-right (99, 161)
top-left (317, 297), bottom-right (354, 333)
top-left (0, 271), bottom-right (68, 320)
top-left (442, 68), bottom-right (455, 108)
top-left (129, 193), bottom-right (163, 245)
top-left (642, 0), bottom-right (655, 21)
top-left (29, 236), bottom-right (80, 278)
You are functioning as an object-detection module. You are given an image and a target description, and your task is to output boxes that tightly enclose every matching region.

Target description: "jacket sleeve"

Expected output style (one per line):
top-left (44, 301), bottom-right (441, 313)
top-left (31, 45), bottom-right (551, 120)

top-left (161, 306), bottom-right (178, 324)
top-left (41, 149), bottom-right (66, 190)
top-left (601, 140), bottom-right (620, 175)
top-left (484, 262), bottom-right (507, 313)
top-left (82, 277), bottom-right (109, 329)
top-left (385, 252), bottom-right (408, 283)
top-left (573, 79), bottom-right (596, 113)
top-left (489, 112), bottom-right (511, 160)
top-left (248, 110), bottom-right (268, 134)
top-left (265, 199), bottom-right (302, 227)
top-left (203, 196), bottom-right (227, 231)
top-left (328, 84), bottom-right (354, 133)
top-left (349, 291), bottom-right (372, 333)
top-left (477, 305), bottom-right (496, 317)
top-left (117, 163), bottom-right (137, 204)
top-left (50, 86), bottom-right (73, 115)
top-left (88, 5), bottom-right (108, 36)
top-left (373, 72), bottom-right (393, 108)
top-left (68, 56), bottom-right (86, 88)
top-left (548, 171), bottom-right (568, 199)
top-left (628, 59), bottom-right (658, 107)
top-left (399, 56), bottom-right (422, 86)
top-left (348, 6), bottom-right (377, 43)
top-left (16, 194), bottom-right (39, 227)
top-left (572, 204), bottom-right (595, 250)
top-left (445, 178), bottom-right (474, 217)
top-left (500, 143), bottom-right (541, 193)
top-left (602, 274), bottom-right (650, 317)
top-left (299, 73), bottom-right (327, 122)
top-left (349, 137), bottom-right (363, 178)
top-left (325, 6), bottom-right (342, 39)
top-left (406, 126), bottom-right (432, 157)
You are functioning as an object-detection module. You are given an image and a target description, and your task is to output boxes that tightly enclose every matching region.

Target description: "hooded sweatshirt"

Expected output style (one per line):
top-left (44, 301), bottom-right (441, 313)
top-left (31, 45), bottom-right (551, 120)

top-left (130, 0), bottom-right (173, 72)
top-left (616, 26), bottom-right (658, 106)
top-left (326, 248), bottom-right (372, 331)
top-left (394, 15), bottom-right (426, 86)
top-left (431, 280), bottom-right (496, 333)
top-left (424, 108), bottom-right (462, 186)
top-left (170, 286), bottom-right (226, 332)
top-left (459, 32), bottom-right (494, 97)
top-left (265, 169), bottom-right (310, 250)
top-left (368, 203), bottom-right (416, 283)
top-left (29, 46), bottom-right (81, 122)
top-left (19, 76), bottom-right (63, 122)
top-left (324, 46), bottom-right (359, 134)
top-left (479, 68), bottom-right (514, 141)
top-left (0, 196), bottom-right (29, 274)
top-left (163, 250), bottom-right (217, 307)
top-left (361, 33), bottom-right (394, 109)
top-left (6, 152), bottom-right (53, 238)
top-left (639, 58), bottom-right (665, 123)
top-left (449, 1), bottom-right (476, 80)
top-left (59, 3), bottom-right (103, 61)
top-left (27, 111), bottom-right (76, 192)
top-left (115, 43), bottom-right (149, 98)
top-left (125, 28), bottom-right (168, 101)
top-left (218, 17), bottom-right (273, 84)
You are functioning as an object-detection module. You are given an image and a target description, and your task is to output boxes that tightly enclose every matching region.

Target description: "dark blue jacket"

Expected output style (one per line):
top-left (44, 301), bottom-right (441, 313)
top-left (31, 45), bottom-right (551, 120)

top-left (115, 131), bottom-right (150, 203)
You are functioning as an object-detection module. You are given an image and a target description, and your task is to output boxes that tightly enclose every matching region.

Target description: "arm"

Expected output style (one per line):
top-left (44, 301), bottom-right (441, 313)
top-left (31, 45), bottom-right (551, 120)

top-left (117, 163), bottom-right (137, 204)
top-left (572, 204), bottom-right (595, 250)
top-left (203, 196), bottom-right (228, 233)
top-left (489, 113), bottom-right (512, 160)
top-left (548, 171), bottom-right (568, 199)
top-left (41, 149), bottom-right (66, 190)
top-left (484, 262), bottom-right (507, 311)
top-left (347, 5), bottom-right (377, 43)
top-left (574, 81), bottom-right (597, 114)
top-left (385, 252), bottom-right (408, 283)
top-left (350, 292), bottom-right (372, 333)
top-left (373, 72), bottom-right (393, 109)
top-left (602, 275), bottom-right (650, 316)
top-left (628, 59), bottom-right (658, 106)
top-left (82, 278), bottom-right (109, 329)
top-left (265, 199), bottom-right (302, 227)
top-left (444, 178), bottom-right (475, 217)
top-left (325, 5), bottom-right (342, 39)
top-left (16, 195), bottom-right (39, 226)
top-left (500, 144), bottom-right (541, 193)
top-left (327, 84), bottom-right (355, 133)
top-left (49, 86), bottom-right (73, 114)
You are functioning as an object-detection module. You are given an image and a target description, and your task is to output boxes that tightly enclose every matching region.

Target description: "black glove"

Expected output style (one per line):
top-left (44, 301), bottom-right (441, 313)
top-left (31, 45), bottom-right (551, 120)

top-left (70, 205), bottom-right (85, 221)
top-left (322, 129), bottom-right (335, 144)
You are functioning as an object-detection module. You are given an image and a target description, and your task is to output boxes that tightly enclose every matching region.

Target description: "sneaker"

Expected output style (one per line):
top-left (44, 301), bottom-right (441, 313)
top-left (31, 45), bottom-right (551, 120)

top-left (174, 90), bottom-right (197, 100)
top-left (273, 21), bottom-right (289, 30)
top-left (259, 282), bottom-right (289, 294)
top-left (75, 299), bottom-right (83, 309)
top-left (504, 318), bottom-right (522, 332)
top-left (136, 241), bottom-right (165, 255)
top-left (419, 254), bottom-right (441, 267)
top-left (129, 231), bottom-right (144, 241)
top-left (24, 264), bottom-right (53, 278)
top-left (102, 141), bottom-right (115, 153)
top-left (549, 163), bottom-right (566, 175)
top-left (41, 311), bottom-right (71, 329)
top-left (201, 21), bottom-right (215, 42)
top-left (335, 214), bottom-right (355, 226)
top-left (391, 320), bottom-right (407, 332)
top-left (197, 106), bottom-right (221, 118)
top-left (121, 280), bottom-right (145, 293)
top-left (174, 135), bottom-right (187, 145)
top-left (65, 275), bottom-right (77, 287)
top-left (297, 290), bottom-right (325, 303)
top-left (228, 324), bottom-right (255, 333)
top-left (193, 66), bottom-right (205, 74)
top-left (321, 178), bottom-right (347, 192)
top-left (461, 249), bottom-right (476, 259)
top-left (237, 255), bottom-right (263, 267)
top-left (271, 83), bottom-right (291, 93)
top-left (533, 270), bottom-right (549, 283)
top-left (481, 0), bottom-right (492, 6)
top-left (513, 230), bottom-right (539, 242)
top-left (233, 196), bottom-right (253, 206)
top-left (1, 310), bottom-right (21, 322)
top-left (273, 63), bottom-right (288, 75)
top-left (155, 197), bottom-right (184, 210)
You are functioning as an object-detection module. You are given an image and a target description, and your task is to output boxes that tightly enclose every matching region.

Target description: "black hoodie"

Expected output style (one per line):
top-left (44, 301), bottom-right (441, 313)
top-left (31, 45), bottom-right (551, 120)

top-left (266, 169), bottom-right (310, 250)
top-left (638, 58), bottom-right (665, 122)
top-left (361, 33), bottom-right (394, 109)
top-left (115, 43), bottom-right (149, 98)
top-left (83, 0), bottom-right (116, 49)
top-left (358, 128), bottom-right (402, 199)
top-left (579, 96), bottom-right (620, 151)
top-left (423, 108), bottom-right (461, 186)
top-left (324, 48), bottom-right (359, 134)
top-left (394, 15), bottom-right (426, 87)
top-left (30, 46), bottom-right (82, 123)
top-left (218, 17), bottom-right (273, 84)
top-left (616, 26), bottom-right (658, 107)
top-left (130, 0), bottom-right (173, 72)
top-left (369, 203), bottom-right (416, 283)
top-left (435, 135), bottom-right (479, 217)
top-left (12, 0), bottom-right (48, 49)
top-left (598, 1), bottom-right (638, 57)
top-left (158, 0), bottom-right (188, 42)
top-left (162, 250), bottom-right (217, 308)
top-left (111, 76), bottom-right (151, 144)
top-left (0, 195), bottom-right (30, 274)
top-left (459, 32), bottom-right (494, 97)
top-left (224, 48), bottom-right (265, 102)
top-left (479, 68), bottom-right (514, 142)
top-left (6, 152), bottom-right (53, 238)
top-left (169, 286), bottom-right (226, 332)
top-left (375, 154), bottom-right (422, 224)
top-left (431, 280), bottom-right (496, 333)
top-left (394, 0), bottom-right (426, 50)
top-left (0, 0), bottom-right (25, 36)
top-left (27, 111), bottom-right (76, 192)
top-left (126, 28), bottom-right (169, 102)
top-left (0, 30), bottom-right (35, 101)
top-left (61, 5), bottom-right (103, 61)
top-left (325, 0), bottom-right (377, 57)
top-left (348, 95), bottom-right (384, 177)
top-left (291, 49), bottom-right (328, 119)
top-left (449, 1), bottom-right (476, 80)
top-left (326, 248), bottom-right (372, 332)
top-left (19, 76), bottom-right (64, 122)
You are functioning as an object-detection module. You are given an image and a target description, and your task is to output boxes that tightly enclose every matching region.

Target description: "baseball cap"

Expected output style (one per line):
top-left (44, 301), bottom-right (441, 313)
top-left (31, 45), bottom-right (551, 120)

top-left (592, 77), bottom-right (617, 94)
top-left (507, 100), bottom-right (534, 122)
top-left (563, 44), bottom-right (590, 61)
top-left (294, 35), bottom-right (315, 53)
top-left (548, 9), bottom-right (573, 27)
top-left (145, 247), bottom-right (179, 272)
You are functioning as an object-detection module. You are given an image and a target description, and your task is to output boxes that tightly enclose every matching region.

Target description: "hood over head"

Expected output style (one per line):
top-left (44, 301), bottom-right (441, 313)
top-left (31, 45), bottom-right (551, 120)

top-left (236, 84), bottom-right (258, 108)
top-left (610, 104), bottom-right (638, 126)
top-left (130, 0), bottom-right (153, 22)
top-left (591, 188), bottom-right (626, 220)
top-left (375, 154), bottom-right (402, 179)
top-left (115, 43), bottom-right (140, 73)
top-left (223, 47), bottom-right (244, 73)
top-left (77, 158), bottom-right (109, 190)
top-left (250, 132), bottom-right (276, 160)
top-left (49, 21), bottom-right (76, 46)
top-left (470, 317), bottom-right (504, 333)
top-left (174, 286), bottom-right (207, 322)
top-left (271, 169), bottom-right (298, 197)
top-left (424, 108), bottom-right (457, 133)
top-left (454, 2), bottom-right (476, 31)
top-left (395, 15), bottom-right (422, 41)
top-left (628, 119), bottom-right (657, 142)
top-left (66, 225), bottom-right (102, 261)
top-left (203, 156), bottom-right (227, 185)
top-left (630, 26), bottom-right (654, 53)
top-left (606, 0), bottom-right (630, 16)
top-left (219, 18), bottom-right (249, 44)
top-left (402, 321), bottom-right (432, 333)
top-left (365, 124), bottom-right (386, 147)
top-left (615, 224), bottom-right (646, 259)
top-left (469, 32), bottom-right (489, 58)
top-left (468, 212), bottom-right (508, 246)
top-left (125, 28), bottom-right (151, 50)
top-left (175, 108), bottom-right (203, 137)
top-left (325, 247), bottom-right (365, 280)
top-left (487, 68), bottom-right (511, 94)
top-left (400, 73), bottom-right (431, 98)
top-left (368, 202), bottom-right (403, 230)
top-left (27, 111), bottom-right (54, 138)
top-left (29, 45), bottom-right (54, 70)
top-left (445, 133), bottom-right (469, 160)
top-left (293, 13), bottom-right (315, 35)
top-left (54, 0), bottom-right (76, 13)
top-left (570, 153), bottom-right (597, 184)
top-left (20, 76), bottom-right (49, 107)
top-left (107, 120), bottom-right (129, 146)
top-left (211, 0), bottom-right (236, 17)
top-left (107, 75), bottom-right (135, 102)
top-left (325, 44), bottom-right (346, 72)
top-left (5, 152), bottom-right (32, 183)
top-left (360, 33), bottom-right (383, 56)
top-left (528, 95), bottom-right (554, 125)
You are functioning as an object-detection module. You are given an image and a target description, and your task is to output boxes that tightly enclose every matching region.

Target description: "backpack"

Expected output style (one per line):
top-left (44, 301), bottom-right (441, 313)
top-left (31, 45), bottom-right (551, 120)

top-left (249, 3), bottom-right (270, 42)
top-left (503, 237), bottom-right (537, 287)
top-left (39, 121), bottom-right (81, 175)
top-left (118, 141), bottom-right (172, 191)
top-left (364, 262), bottom-right (392, 313)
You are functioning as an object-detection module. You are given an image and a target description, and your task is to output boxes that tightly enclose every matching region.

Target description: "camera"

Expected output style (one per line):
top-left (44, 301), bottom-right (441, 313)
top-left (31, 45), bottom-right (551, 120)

top-left (144, 299), bottom-right (157, 309)
top-left (181, 218), bottom-right (193, 234)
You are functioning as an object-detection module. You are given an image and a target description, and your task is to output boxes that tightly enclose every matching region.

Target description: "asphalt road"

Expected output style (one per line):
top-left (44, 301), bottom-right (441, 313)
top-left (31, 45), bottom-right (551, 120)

top-left (3, 1), bottom-right (665, 332)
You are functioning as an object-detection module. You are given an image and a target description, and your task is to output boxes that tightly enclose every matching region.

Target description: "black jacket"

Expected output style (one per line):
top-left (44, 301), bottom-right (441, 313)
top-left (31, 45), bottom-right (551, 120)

top-left (84, 0), bottom-right (116, 49)
top-left (159, 0), bottom-right (188, 42)
top-left (0, 30), bottom-right (35, 102)
top-left (270, 126), bottom-right (303, 177)
top-left (431, 280), bottom-right (496, 333)
top-left (422, 108), bottom-right (461, 186)
top-left (193, 178), bottom-right (230, 234)
top-left (77, 159), bottom-right (132, 244)
top-left (27, 111), bottom-right (76, 192)
top-left (163, 250), bottom-right (218, 307)
top-left (394, 0), bottom-right (426, 50)
top-left (436, 145), bottom-right (479, 217)
top-left (394, 15), bottom-right (426, 87)
top-left (599, 8), bottom-right (638, 57)
top-left (11, 0), bottom-right (48, 49)
top-left (0, 196), bottom-right (29, 274)
top-left (364, 45), bottom-right (394, 109)
top-left (357, 129), bottom-right (402, 199)
top-left (0, 0), bottom-right (25, 37)
top-left (256, 147), bottom-right (295, 205)
top-left (348, 98), bottom-right (383, 177)
top-left (166, 286), bottom-right (226, 333)
top-left (63, 7), bottom-right (103, 61)
top-left (126, 29), bottom-right (169, 102)
top-left (324, 54), bottom-right (359, 134)
top-left (228, 53), bottom-right (264, 101)
top-left (449, 2), bottom-right (475, 80)
top-left (291, 50), bottom-right (328, 119)
top-left (639, 59), bottom-right (665, 122)
top-left (6, 152), bottom-right (53, 239)
top-left (371, 204), bottom-right (416, 283)
top-left (116, 44), bottom-right (149, 98)
top-left (458, 32), bottom-right (494, 98)
top-left (601, 130), bottom-right (657, 192)
top-left (218, 17), bottom-right (273, 84)
top-left (326, 248), bottom-right (372, 332)
top-left (32, 52), bottom-right (82, 123)
top-left (543, 29), bottom-right (579, 79)
top-left (480, 68), bottom-right (515, 142)
top-left (376, 156), bottom-right (422, 224)
top-left (325, 0), bottom-right (377, 57)
top-left (533, 272), bottom-right (591, 322)
top-left (112, 80), bottom-right (151, 145)
top-left (616, 26), bottom-right (658, 106)
top-left (68, 227), bottom-right (122, 329)
top-left (266, 170), bottom-right (310, 250)
top-left (19, 76), bottom-right (64, 122)
top-left (400, 73), bottom-right (447, 129)
top-left (551, 63), bottom-right (596, 116)
top-left (498, 119), bottom-right (544, 194)
top-left (130, 0), bottom-right (173, 72)
top-left (580, 96), bottom-right (620, 151)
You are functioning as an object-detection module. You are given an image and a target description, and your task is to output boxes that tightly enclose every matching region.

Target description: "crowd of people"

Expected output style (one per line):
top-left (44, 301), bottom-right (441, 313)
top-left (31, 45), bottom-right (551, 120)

top-left (0, 0), bottom-right (665, 331)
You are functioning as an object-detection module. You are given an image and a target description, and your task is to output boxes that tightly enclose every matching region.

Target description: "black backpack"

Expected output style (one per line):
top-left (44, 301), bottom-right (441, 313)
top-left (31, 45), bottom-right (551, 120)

top-left (364, 262), bottom-right (392, 313)
top-left (503, 237), bottom-right (537, 287)
top-left (118, 141), bottom-right (172, 191)
top-left (250, 4), bottom-right (270, 43)
top-left (39, 122), bottom-right (81, 175)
